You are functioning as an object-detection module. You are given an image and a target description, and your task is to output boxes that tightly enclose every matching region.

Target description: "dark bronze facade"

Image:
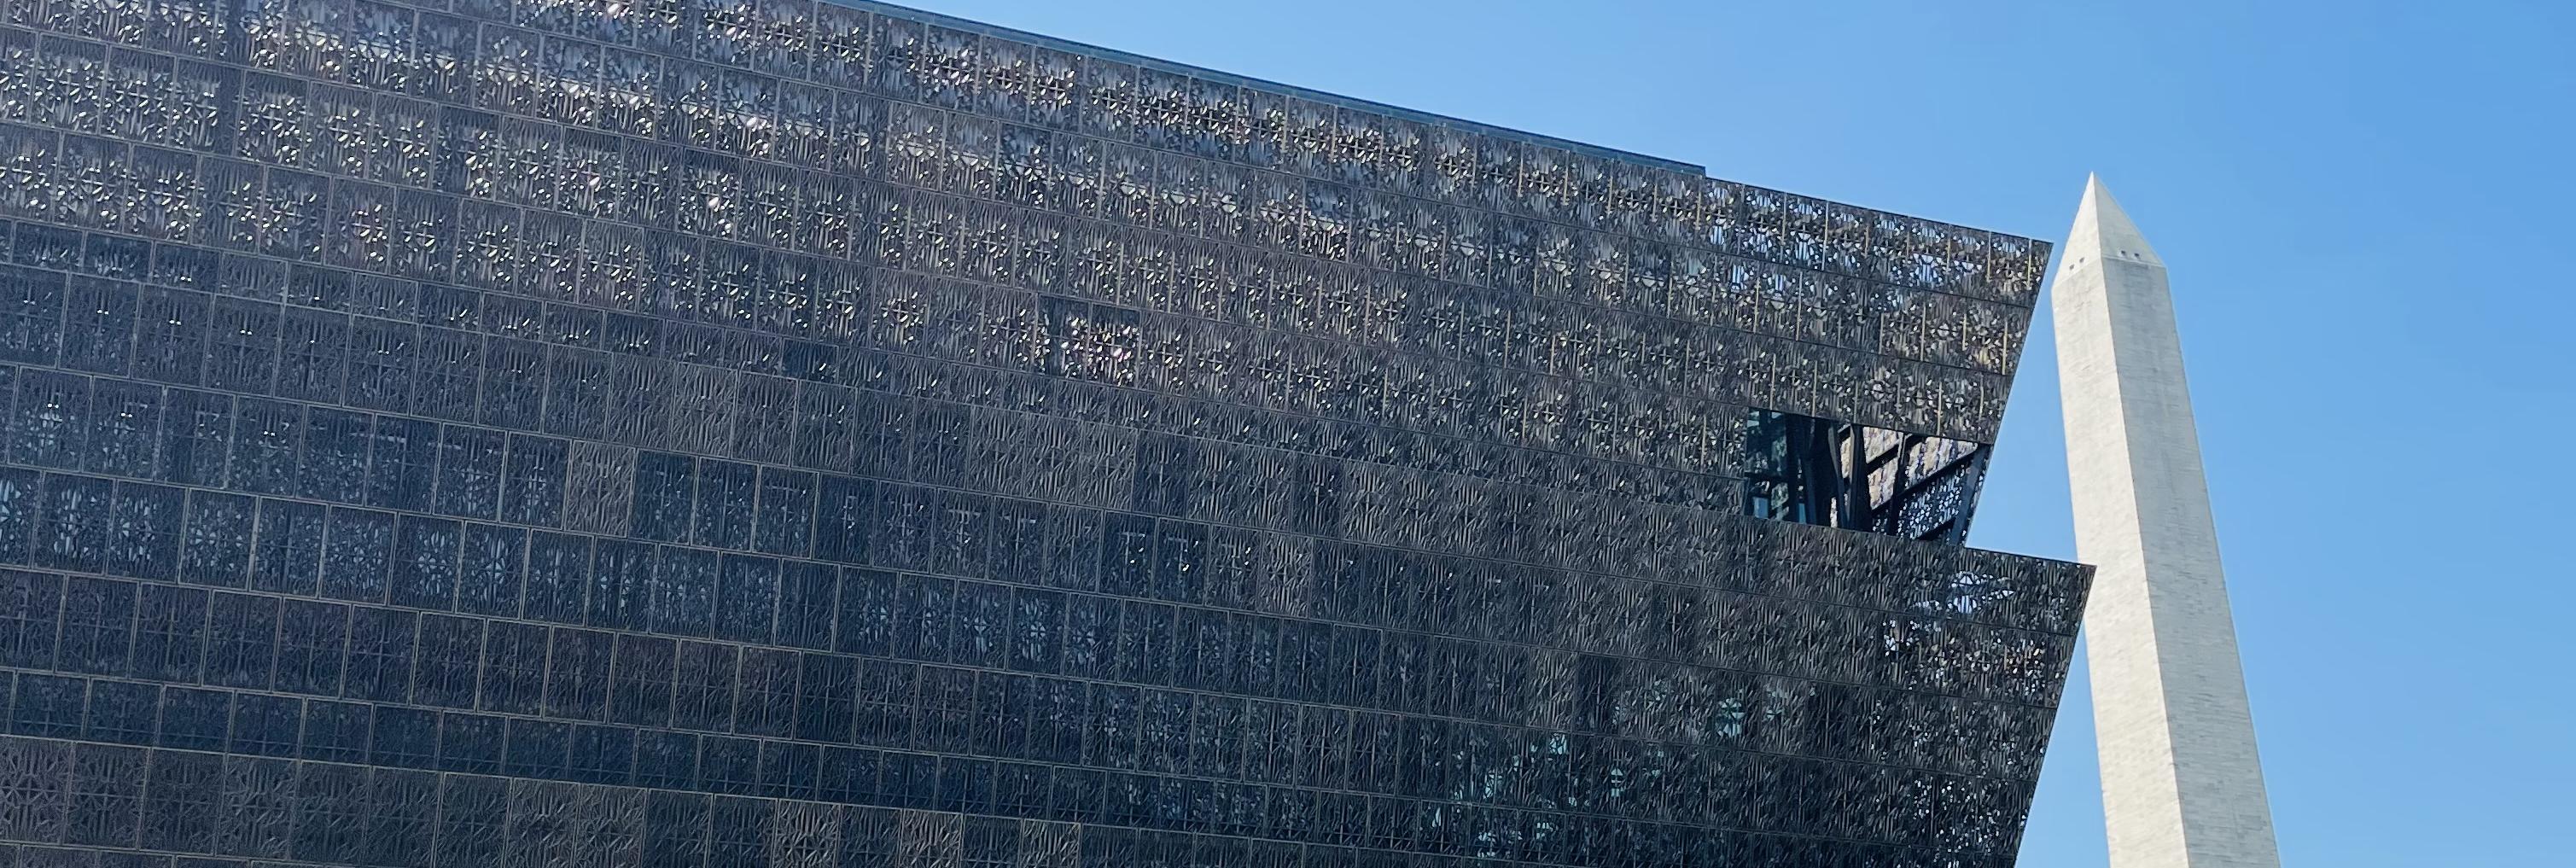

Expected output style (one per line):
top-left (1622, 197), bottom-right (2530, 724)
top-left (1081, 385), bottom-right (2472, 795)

top-left (0, 1), bottom-right (2088, 866)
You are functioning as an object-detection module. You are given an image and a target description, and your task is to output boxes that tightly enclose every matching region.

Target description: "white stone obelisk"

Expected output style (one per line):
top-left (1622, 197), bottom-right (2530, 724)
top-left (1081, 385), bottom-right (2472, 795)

top-left (2053, 176), bottom-right (2282, 868)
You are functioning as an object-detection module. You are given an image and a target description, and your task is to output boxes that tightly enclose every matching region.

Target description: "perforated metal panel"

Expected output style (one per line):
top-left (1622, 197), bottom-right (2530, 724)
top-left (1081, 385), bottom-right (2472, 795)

top-left (0, 1), bottom-right (2083, 866)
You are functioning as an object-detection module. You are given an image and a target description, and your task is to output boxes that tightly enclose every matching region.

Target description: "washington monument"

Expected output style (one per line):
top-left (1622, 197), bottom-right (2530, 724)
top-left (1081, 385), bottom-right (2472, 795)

top-left (2054, 177), bottom-right (2283, 868)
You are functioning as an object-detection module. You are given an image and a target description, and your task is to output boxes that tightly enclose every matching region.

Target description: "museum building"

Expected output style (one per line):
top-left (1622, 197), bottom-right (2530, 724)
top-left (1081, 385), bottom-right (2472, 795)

top-left (0, 2), bottom-right (2088, 866)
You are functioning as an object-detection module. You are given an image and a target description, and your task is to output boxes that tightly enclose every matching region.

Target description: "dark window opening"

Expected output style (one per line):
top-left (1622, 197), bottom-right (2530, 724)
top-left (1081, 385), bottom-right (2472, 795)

top-left (1742, 410), bottom-right (1989, 543)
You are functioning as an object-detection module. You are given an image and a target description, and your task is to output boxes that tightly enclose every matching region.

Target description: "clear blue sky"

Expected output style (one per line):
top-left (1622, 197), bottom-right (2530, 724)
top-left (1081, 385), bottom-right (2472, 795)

top-left (895, 1), bottom-right (2572, 864)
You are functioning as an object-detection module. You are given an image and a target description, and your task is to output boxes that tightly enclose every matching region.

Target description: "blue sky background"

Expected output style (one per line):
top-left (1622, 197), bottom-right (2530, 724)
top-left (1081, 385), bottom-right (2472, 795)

top-left (890, 2), bottom-right (2572, 864)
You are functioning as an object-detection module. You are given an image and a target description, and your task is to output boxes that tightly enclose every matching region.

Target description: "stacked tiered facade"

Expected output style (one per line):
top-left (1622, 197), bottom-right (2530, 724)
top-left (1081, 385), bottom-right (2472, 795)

top-left (0, 1), bottom-right (2087, 866)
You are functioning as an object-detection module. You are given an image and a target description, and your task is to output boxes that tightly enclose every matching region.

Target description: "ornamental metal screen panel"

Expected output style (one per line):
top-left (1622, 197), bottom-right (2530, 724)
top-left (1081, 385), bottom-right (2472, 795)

top-left (0, 1), bottom-right (2087, 866)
